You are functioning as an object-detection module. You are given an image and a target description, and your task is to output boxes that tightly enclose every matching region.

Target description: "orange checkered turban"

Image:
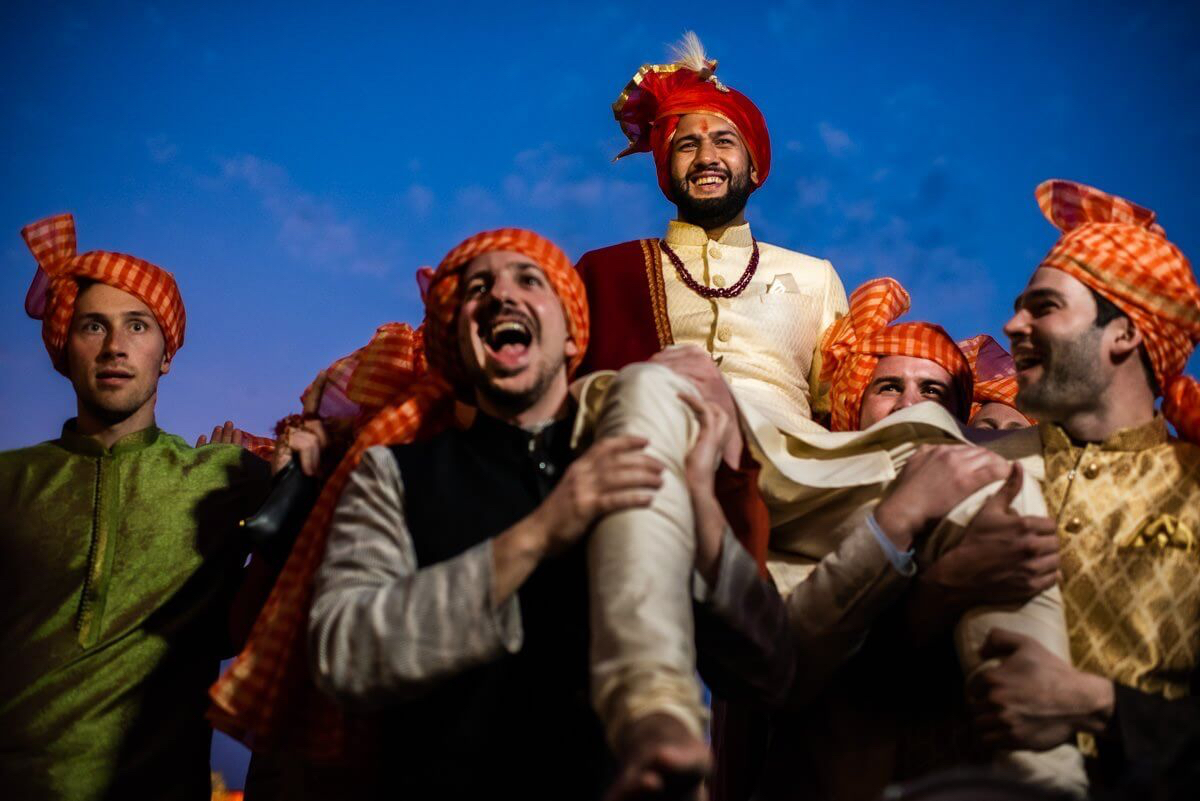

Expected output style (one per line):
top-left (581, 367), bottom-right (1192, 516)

top-left (21, 213), bottom-right (185, 374)
top-left (820, 278), bottom-right (972, 432)
top-left (1036, 179), bottom-right (1200, 442)
top-left (424, 227), bottom-right (588, 395)
top-left (957, 334), bottom-right (1033, 425)
top-left (613, 33), bottom-right (770, 201)
top-left (209, 229), bottom-right (586, 759)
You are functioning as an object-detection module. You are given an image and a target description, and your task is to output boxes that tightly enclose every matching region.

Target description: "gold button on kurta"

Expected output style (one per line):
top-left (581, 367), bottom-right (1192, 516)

top-left (713, 273), bottom-right (726, 288)
top-left (660, 221), bottom-right (847, 437)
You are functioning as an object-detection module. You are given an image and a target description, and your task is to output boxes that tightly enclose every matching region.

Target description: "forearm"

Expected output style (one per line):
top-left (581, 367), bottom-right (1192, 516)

top-left (490, 511), bottom-right (551, 606)
top-left (310, 538), bottom-right (521, 705)
top-left (309, 447), bottom-right (524, 705)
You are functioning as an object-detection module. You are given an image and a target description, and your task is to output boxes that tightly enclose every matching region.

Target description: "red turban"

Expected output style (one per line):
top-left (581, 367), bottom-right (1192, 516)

top-left (957, 334), bottom-right (1033, 425)
top-left (613, 33), bottom-right (771, 201)
top-left (209, 228), bottom-right (586, 759)
top-left (1036, 179), bottom-right (1200, 442)
top-left (21, 213), bottom-right (185, 374)
top-left (820, 278), bottom-right (972, 432)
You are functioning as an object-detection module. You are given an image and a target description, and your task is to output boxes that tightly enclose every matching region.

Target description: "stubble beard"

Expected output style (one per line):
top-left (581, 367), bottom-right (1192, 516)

top-left (671, 169), bottom-right (754, 230)
top-left (469, 355), bottom-right (562, 418)
top-left (79, 383), bottom-right (158, 426)
top-left (1016, 327), bottom-right (1109, 420)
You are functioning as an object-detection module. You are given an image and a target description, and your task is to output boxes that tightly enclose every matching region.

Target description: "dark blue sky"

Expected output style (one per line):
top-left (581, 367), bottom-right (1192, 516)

top-left (3, 1), bottom-right (1198, 446)
top-left (3, 0), bottom-right (1199, 785)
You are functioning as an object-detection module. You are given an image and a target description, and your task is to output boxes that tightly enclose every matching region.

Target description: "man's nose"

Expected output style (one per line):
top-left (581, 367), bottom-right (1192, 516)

top-left (893, 386), bottom-right (922, 411)
top-left (100, 329), bottom-right (128, 358)
top-left (486, 273), bottom-right (519, 304)
top-left (695, 138), bottom-right (719, 165)
top-left (1003, 310), bottom-right (1028, 345)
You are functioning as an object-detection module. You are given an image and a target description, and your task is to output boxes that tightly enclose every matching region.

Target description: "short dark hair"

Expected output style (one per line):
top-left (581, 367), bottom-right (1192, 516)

top-left (1088, 287), bottom-right (1159, 395)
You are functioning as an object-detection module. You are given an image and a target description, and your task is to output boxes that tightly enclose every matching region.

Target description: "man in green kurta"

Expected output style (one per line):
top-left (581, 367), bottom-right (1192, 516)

top-left (0, 214), bottom-right (311, 800)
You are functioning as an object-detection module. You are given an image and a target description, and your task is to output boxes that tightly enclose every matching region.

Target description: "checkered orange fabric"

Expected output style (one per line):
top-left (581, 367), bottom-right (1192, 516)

top-left (345, 323), bottom-right (428, 410)
top-left (209, 229), bottom-right (585, 758)
top-left (238, 433), bottom-right (277, 463)
top-left (424, 227), bottom-right (588, 394)
top-left (957, 334), bottom-right (1031, 424)
top-left (20, 213), bottom-right (185, 374)
top-left (1036, 180), bottom-right (1200, 443)
top-left (820, 277), bottom-right (972, 432)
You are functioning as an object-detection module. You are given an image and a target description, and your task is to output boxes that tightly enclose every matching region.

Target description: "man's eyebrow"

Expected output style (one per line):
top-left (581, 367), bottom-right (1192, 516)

top-left (78, 309), bottom-right (153, 319)
top-left (677, 128), bottom-right (739, 141)
top-left (868, 374), bottom-right (902, 385)
top-left (1013, 287), bottom-right (1061, 311)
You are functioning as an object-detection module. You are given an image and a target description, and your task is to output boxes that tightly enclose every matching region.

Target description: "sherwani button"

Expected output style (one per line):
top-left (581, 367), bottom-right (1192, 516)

top-left (1083, 463), bottom-right (1100, 479)
top-left (709, 246), bottom-right (721, 259)
top-left (717, 326), bottom-right (732, 343)
top-left (1065, 517), bottom-right (1083, 533)
top-left (712, 274), bottom-right (727, 288)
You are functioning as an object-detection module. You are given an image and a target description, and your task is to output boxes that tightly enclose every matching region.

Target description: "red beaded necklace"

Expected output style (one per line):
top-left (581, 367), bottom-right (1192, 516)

top-left (660, 238), bottom-right (760, 299)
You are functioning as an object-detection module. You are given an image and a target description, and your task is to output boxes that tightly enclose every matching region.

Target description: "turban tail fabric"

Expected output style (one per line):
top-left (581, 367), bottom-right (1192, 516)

top-left (957, 334), bottom-right (1032, 425)
top-left (1036, 180), bottom-right (1200, 443)
top-left (819, 277), bottom-right (973, 432)
top-left (209, 228), bottom-right (588, 759)
top-left (613, 32), bottom-right (771, 201)
top-left (21, 213), bottom-right (185, 374)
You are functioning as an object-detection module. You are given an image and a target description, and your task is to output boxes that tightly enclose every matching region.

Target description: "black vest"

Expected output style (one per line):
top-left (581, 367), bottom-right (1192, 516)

top-left (384, 413), bottom-right (612, 799)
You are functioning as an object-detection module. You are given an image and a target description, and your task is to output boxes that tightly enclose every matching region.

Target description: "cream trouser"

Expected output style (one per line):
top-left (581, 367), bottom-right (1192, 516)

top-left (584, 362), bottom-right (1085, 795)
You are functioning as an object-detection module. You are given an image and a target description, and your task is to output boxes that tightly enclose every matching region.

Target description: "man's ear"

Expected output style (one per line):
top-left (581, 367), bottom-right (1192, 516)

top-left (159, 352), bottom-right (172, 376)
top-left (564, 337), bottom-right (580, 359)
top-left (1106, 316), bottom-right (1144, 361)
top-left (750, 166), bottom-right (760, 185)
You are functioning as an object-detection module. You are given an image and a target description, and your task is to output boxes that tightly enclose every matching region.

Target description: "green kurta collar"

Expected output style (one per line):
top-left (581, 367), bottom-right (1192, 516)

top-left (56, 419), bottom-right (162, 457)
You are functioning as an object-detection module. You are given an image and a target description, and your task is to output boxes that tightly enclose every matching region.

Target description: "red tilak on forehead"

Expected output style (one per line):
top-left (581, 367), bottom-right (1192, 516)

top-left (698, 119), bottom-right (709, 133)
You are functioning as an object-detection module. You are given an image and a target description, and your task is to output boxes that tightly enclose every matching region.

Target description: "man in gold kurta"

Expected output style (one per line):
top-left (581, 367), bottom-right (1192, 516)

top-left (971, 180), bottom-right (1200, 792)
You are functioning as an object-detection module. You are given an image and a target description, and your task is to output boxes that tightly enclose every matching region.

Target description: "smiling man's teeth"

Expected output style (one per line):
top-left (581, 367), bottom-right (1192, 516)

top-left (492, 321), bottom-right (526, 336)
top-left (694, 176), bottom-right (724, 186)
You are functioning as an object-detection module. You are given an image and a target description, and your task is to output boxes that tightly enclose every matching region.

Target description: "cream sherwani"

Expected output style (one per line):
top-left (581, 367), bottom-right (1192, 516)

top-left (657, 220), bottom-right (847, 437)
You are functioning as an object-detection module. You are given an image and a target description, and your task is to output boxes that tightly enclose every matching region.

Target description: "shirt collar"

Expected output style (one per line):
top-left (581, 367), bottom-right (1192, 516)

top-left (664, 220), bottom-right (753, 249)
top-left (56, 419), bottom-right (162, 457)
top-left (1039, 415), bottom-right (1169, 455)
top-left (469, 408), bottom-right (575, 453)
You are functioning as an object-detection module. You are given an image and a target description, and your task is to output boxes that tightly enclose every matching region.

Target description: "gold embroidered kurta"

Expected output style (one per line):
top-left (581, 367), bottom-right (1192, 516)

top-left (1040, 417), bottom-right (1200, 700)
top-left (660, 221), bottom-right (848, 438)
